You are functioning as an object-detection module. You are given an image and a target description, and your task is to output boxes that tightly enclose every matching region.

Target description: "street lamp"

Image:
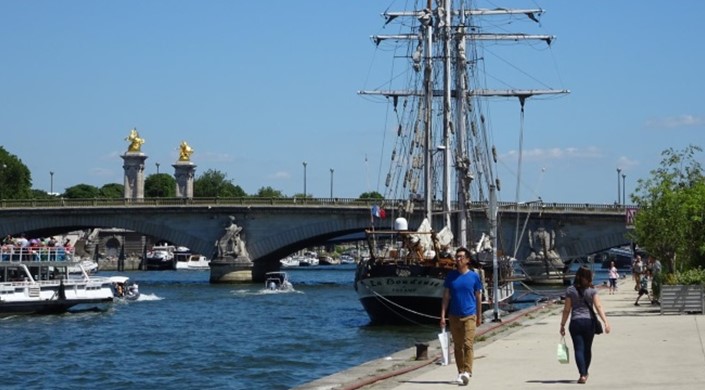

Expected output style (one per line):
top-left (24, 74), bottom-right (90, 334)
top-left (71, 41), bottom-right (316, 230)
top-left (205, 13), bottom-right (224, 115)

top-left (616, 168), bottom-right (622, 205)
top-left (622, 173), bottom-right (626, 205)
top-left (330, 168), bottom-right (334, 198)
top-left (303, 161), bottom-right (307, 198)
top-left (50, 171), bottom-right (54, 194)
top-left (156, 162), bottom-right (160, 174)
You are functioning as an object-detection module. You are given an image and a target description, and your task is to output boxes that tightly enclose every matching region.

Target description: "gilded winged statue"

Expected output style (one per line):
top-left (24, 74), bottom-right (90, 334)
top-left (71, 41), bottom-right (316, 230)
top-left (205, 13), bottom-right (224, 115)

top-left (125, 128), bottom-right (145, 152)
top-left (178, 141), bottom-right (194, 161)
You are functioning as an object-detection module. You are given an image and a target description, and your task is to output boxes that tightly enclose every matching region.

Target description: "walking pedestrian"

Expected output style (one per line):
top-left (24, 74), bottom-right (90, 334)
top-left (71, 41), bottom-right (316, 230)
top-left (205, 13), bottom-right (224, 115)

top-left (440, 247), bottom-right (483, 386)
top-left (560, 266), bottom-right (611, 384)
top-left (632, 255), bottom-right (644, 291)
top-left (607, 261), bottom-right (619, 295)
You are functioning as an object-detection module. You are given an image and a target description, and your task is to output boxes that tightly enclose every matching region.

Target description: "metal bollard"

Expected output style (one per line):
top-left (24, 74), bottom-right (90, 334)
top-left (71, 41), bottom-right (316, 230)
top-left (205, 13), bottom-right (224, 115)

top-left (415, 343), bottom-right (429, 360)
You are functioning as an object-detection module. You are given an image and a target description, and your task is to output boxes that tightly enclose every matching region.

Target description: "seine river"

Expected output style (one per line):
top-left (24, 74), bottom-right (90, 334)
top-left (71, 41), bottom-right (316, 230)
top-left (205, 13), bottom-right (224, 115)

top-left (1, 266), bottom-right (436, 390)
top-left (1, 263), bottom-right (612, 390)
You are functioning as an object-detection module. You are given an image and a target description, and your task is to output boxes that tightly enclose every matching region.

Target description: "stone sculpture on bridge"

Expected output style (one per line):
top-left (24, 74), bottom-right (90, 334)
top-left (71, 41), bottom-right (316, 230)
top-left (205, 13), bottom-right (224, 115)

top-left (216, 216), bottom-right (250, 260)
top-left (125, 128), bottom-right (145, 152)
top-left (526, 227), bottom-right (561, 262)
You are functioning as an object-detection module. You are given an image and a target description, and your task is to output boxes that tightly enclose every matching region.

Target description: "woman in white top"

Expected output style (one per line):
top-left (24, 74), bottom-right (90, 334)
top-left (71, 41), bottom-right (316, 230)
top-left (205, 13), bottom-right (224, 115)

top-left (607, 261), bottom-right (619, 295)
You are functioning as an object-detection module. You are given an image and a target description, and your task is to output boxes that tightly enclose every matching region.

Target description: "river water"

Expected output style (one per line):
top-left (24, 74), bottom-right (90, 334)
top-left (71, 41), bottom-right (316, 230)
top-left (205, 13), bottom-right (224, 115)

top-left (0, 263), bottom-right (612, 390)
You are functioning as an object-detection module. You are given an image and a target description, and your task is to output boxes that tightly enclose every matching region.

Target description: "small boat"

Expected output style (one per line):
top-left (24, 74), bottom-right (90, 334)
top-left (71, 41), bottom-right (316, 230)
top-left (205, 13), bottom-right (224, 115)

top-left (175, 254), bottom-right (210, 270)
top-left (339, 254), bottom-right (356, 265)
top-left (68, 259), bottom-right (99, 275)
top-left (0, 246), bottom-right (115, 316)
top-left (109, 276), bottom-right (140, 301)
top-left (279, 256), bottom-right (299, 268)
top-left (264, 271), bottom-right (293, 291)
top-left (144, 244), bottom-right (176, 270)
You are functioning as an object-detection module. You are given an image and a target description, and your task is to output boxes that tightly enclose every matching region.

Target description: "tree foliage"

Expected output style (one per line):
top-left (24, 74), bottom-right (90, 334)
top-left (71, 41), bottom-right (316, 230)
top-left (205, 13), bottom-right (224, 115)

top-left (358, 191), bottom-right (384, 200)
top-left (145, 174), bottom-right (176, 197)
top-left (63, 184), bottom-right (101, 198)
top-left (100, 183), bottom-right (124, 198)
top-left (256, 186), bottom-right (284, 198)
top-left (194, 169), bottom-right (246, 198)
top-left (630, 145), bottom-right (705, 273)
top-left (0, 146), bottom-right (32, 199)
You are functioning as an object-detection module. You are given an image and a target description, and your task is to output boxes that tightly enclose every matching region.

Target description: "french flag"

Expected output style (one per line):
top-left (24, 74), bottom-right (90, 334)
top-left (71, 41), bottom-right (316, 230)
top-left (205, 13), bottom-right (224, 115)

top-left (371, 205), bottom-right (386, 219)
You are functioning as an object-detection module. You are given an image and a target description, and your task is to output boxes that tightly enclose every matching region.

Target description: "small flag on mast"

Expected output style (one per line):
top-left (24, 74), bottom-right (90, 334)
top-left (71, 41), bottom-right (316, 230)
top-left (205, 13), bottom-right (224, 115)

top-left (371, 205), bottom-right (386, 219)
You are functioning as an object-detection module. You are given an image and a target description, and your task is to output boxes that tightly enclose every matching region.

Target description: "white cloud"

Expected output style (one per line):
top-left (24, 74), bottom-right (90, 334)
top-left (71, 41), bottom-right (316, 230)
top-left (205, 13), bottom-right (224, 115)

top-left (269, 171), bottom-right (290, 180)
top-left (502, 146), bottom-right (602, 162)
top-left (645, 115), bottom-right (705, 129)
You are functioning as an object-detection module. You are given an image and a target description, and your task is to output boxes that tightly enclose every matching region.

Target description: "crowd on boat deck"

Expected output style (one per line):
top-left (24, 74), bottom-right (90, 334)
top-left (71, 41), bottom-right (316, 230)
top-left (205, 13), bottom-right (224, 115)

top-left (1, 234), bottom-right (73, 261)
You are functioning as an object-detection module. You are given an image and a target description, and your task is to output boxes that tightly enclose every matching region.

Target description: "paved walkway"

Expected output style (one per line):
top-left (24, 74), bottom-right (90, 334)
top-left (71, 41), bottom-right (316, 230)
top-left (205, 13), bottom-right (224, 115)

top-left (296, 279), bottom-right (705, 389)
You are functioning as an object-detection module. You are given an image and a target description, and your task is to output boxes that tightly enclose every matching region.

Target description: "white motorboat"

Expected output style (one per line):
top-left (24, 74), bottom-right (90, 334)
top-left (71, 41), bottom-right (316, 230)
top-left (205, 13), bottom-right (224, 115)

top-left (109, 276), bottom-right (140, 301)
top-left (144, 244), bottom-right (176, 270)
top-left (175, 254), bottom-right (210, 270)
top-left (264, 272), bottom-right (294, 292)
top-left (0, 246), bottom-right (115, 315)
top-left (279, 256), bottom-right (300, 268)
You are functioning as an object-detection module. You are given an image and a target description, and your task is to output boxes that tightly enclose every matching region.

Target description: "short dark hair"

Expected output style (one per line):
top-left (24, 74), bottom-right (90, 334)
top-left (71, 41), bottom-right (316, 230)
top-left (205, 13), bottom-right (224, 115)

top-left (455, 247), bottom-right (471, 259)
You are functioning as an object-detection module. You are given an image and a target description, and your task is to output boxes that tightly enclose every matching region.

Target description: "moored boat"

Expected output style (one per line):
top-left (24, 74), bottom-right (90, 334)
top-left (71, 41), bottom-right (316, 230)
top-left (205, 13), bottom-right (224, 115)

top-left (144, 244), bottom-right (176, 270)
top-left (0, 246), bottom-right (115, 316)
top-left (354, 1), bottom-right (567, 325)
top-left (176, 254), bottom-right (210, 270)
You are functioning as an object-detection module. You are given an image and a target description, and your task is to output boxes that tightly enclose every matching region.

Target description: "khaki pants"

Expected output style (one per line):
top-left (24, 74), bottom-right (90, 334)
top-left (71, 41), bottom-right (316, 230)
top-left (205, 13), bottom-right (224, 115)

top-left (449, 314), bottom-right (477, 374)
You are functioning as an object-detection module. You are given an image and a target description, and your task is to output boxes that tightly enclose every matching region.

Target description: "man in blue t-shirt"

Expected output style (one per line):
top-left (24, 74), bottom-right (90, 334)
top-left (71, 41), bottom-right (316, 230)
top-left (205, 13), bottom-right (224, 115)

top-left (441, 247), bottom-right (483, 386)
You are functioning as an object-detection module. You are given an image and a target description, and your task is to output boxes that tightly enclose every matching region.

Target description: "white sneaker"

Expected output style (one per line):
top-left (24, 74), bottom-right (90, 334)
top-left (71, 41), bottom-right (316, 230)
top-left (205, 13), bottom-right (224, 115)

top-left (460, 372), bottom-right (471, 386)
top-left (456, 373), bottom-right (464, 385)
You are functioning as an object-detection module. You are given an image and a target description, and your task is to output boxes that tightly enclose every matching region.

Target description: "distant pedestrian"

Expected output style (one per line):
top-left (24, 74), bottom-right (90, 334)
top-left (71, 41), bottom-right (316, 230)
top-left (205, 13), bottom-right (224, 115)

top-left (607, 261), bottom-right (619, 295)
top-left (648, 257), bottom-right (663, 304)
top-left (634, 270), bottom-right (651, 306)
top-left (560, 266), bottom-right (611, 384)
top-left (441, 247), bottom-right (483, 387)
top-left (632, 255), bottom-right (644, 291)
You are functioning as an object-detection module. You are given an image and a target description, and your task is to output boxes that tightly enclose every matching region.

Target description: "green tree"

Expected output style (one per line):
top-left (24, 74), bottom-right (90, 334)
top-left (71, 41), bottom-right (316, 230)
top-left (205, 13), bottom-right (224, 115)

top-left (100, 183), bottom-right (124, 198)
top-left (0, 146), bottom-right (32, 199)
top-left (145, 174), bottom-right (176, 197)
top-left (30, 189), bottom-right (53, 199)
top-left (630, 145), bottom-right (705, 273)
top-left (194, 169), bottom-right (246, 197)
top-left (256, 186), bottom-right (284, 198)
top-left (63, 184), bottom-right (100, 198)
top-left (358, 191), bottom-right (384, 200)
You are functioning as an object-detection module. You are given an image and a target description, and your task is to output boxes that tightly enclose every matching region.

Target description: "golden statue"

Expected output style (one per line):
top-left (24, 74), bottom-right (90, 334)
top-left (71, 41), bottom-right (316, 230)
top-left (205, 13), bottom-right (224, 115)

top-left (125, 128), bottom-right (145, 152)
top-left (178, 141), bottom-right (194, 161)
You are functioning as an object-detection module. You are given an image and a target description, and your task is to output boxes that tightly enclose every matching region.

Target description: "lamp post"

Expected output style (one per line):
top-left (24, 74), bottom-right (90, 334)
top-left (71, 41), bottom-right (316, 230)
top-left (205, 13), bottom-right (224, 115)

top-left (156, 162), bottom-right (160, 174)
top-left (50, 171), bottom-right (54, 194)
top-left (330, 168), bottom-right (334, 198)
top-left (622, 173), bottom-right (626, 205)
top-left (302, 161), bottom-right (307, 198)
top-left (616, 168), bottom-right (622, 205)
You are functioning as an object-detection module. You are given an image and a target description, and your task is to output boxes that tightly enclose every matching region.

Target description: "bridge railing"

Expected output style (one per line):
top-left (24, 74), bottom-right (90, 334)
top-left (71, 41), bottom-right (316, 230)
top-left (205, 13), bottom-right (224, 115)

top-left (0, 197), bottom-right (632, 213)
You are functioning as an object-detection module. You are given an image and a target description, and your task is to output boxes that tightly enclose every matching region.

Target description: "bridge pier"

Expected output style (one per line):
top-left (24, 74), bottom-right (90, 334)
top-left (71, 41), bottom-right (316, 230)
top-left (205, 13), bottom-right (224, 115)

top-left (209, 256), bottom-right (254, 283)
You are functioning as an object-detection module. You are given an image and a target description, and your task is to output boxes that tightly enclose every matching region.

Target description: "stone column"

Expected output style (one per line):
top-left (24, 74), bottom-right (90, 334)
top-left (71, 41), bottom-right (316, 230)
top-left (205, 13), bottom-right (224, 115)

top-left (173, 161), bottom-right (196, 198)
top-left (121, 153), bottom-right (148, 200)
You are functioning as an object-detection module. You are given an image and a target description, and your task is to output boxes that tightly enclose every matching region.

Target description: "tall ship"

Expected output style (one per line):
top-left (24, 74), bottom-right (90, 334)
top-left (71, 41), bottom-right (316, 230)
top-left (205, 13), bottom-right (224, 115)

top-left (354, 1), bottom-right (568, 324)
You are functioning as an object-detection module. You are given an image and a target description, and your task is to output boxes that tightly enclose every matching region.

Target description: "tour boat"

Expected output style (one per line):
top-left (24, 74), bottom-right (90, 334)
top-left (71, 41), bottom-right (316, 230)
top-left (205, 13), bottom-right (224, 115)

top-left (1, 246), bottom-right (115, 315)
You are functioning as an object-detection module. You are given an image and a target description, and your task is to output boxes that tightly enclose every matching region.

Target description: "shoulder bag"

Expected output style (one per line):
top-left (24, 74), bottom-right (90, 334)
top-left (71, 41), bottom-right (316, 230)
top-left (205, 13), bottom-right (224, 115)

top-left (580, 289), bottom-right (603, 335)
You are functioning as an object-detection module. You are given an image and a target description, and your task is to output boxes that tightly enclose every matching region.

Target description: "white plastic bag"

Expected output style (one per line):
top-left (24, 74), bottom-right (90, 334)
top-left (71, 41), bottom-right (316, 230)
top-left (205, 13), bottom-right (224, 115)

top-left (557, 336), bottom-right (569, 364)
top-left (438, 327), bottom-right (450, 366)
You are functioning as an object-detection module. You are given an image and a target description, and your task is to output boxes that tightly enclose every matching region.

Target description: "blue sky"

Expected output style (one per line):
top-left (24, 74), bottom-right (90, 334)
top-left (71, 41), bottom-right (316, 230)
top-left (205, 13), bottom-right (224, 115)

top-left (1, 1), bottom-right (704, 204)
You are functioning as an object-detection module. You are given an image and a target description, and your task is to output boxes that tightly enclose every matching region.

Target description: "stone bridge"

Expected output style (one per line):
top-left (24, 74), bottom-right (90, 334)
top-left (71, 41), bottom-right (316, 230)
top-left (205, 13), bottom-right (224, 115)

top-left (0, 198), bottom-right (635, 281)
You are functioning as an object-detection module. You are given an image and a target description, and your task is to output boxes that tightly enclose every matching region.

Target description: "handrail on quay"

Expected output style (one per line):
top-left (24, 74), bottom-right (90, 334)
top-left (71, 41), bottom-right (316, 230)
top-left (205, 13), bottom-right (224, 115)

top-left (0, 197), bottom-right (633, 214)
